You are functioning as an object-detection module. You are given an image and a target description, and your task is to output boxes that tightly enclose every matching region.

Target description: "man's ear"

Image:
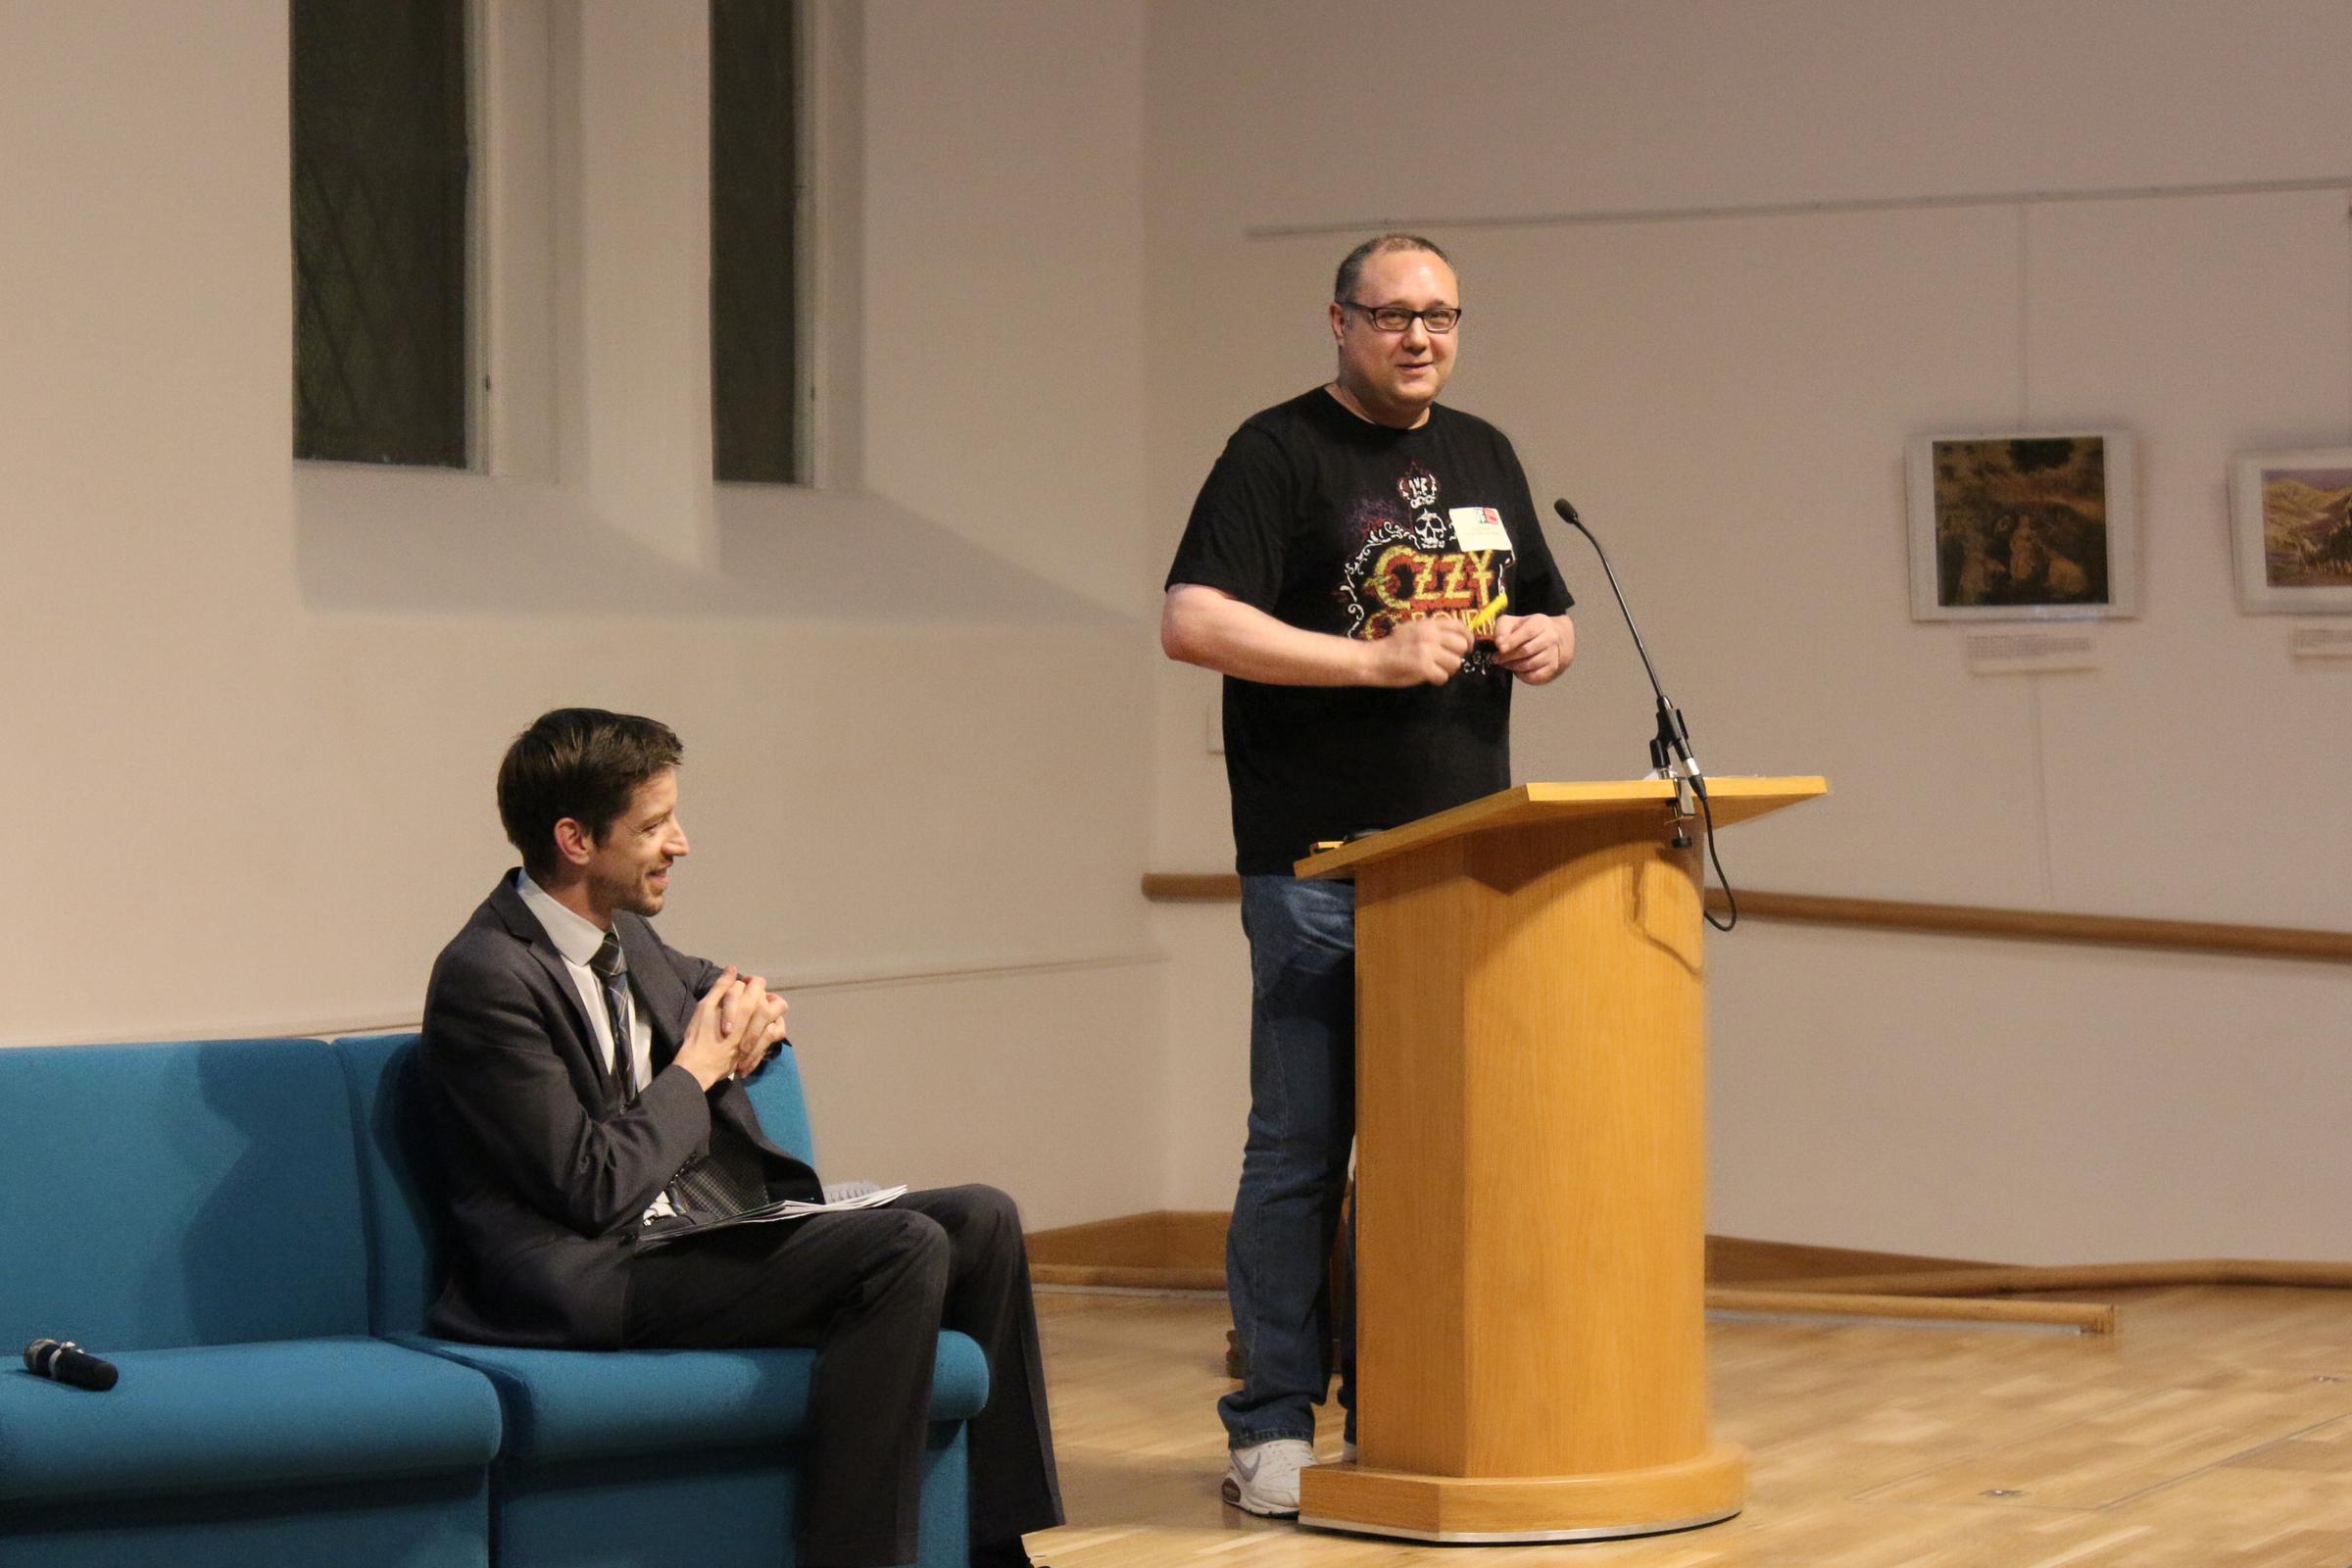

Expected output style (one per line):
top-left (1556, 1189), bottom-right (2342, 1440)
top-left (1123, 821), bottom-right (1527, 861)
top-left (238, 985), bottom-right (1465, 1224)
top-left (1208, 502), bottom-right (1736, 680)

top-left (552, 816), bottom-right (597, 868)
top-left (1328, 301), bottom-right (1347, 344)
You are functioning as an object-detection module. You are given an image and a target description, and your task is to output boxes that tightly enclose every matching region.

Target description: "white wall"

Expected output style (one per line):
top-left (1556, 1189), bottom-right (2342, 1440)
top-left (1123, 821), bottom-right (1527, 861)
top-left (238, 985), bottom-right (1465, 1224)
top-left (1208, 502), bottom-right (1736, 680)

top-left (0, 0), bottom-right (1161, 1229)
top-left (7, 0), bottom-right (2348, 1261)
top-left (1144, 0), bottom-right (2352, 1261)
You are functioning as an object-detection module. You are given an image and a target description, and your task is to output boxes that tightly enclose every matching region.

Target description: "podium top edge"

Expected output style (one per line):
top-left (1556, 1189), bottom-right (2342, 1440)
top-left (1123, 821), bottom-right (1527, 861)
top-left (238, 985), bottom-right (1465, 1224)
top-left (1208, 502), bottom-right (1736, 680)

top-left (1294, 776), bottom-right (1830, 879)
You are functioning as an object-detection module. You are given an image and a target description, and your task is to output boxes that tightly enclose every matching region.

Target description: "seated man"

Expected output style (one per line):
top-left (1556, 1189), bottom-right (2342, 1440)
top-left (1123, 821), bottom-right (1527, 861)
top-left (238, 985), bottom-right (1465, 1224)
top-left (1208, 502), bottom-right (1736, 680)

top-left (418, 707), bottom-right (1061, 1568)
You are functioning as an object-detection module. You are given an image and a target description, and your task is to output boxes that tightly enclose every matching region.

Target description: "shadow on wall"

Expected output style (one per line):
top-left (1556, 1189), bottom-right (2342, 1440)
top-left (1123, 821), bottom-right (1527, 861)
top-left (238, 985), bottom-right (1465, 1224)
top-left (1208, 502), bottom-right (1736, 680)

top-left (294, 469), bottom-right (1126, 626)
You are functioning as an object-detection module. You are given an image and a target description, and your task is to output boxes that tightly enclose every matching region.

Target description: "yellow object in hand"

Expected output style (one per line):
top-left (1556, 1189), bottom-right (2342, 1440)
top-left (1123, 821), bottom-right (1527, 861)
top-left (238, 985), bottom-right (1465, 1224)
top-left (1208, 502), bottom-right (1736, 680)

top-left (1465, 591), bottom-right (1509, 637)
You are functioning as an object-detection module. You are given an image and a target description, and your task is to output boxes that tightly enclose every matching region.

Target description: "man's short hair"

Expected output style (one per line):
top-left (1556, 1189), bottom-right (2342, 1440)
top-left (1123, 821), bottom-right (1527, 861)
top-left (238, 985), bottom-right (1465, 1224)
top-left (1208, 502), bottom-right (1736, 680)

top-left (1333, 233), bottom-right (1452, 303)
top-left (497, 708), bottom-right (684, 881)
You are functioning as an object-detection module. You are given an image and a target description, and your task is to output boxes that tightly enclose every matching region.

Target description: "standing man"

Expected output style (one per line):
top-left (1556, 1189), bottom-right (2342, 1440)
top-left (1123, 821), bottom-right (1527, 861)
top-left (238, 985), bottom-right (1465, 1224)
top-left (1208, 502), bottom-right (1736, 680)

top-left (418, 708), bottom-right (1062, 1568)
top-left (1160, 235), bottom-right (1576, 1517)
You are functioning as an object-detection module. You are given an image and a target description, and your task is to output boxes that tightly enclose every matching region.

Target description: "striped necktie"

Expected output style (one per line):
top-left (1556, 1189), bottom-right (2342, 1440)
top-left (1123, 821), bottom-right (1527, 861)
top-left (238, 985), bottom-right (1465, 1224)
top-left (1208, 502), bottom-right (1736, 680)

top-left (587, 932), bottom-right (638, 1102)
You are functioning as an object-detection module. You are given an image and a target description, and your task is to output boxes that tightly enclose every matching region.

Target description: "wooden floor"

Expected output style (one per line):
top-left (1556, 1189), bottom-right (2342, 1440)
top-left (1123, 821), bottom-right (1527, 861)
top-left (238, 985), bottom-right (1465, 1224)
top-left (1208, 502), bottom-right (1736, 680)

top-left (1026, 1285), bottom-right (2352, 1568)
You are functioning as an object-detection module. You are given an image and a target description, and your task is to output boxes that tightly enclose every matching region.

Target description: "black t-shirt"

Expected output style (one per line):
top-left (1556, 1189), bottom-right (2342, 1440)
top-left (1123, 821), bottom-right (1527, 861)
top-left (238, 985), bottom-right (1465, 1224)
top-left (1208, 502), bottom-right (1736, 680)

top-left (1166, 387), bottom-right (1573, 874)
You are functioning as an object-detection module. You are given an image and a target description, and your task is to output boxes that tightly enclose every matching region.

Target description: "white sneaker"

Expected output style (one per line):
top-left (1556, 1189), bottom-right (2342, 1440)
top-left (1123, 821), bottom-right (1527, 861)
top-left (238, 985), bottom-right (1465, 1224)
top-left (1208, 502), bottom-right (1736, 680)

top-left (1222, 1437), bottom-right (1316, 1517)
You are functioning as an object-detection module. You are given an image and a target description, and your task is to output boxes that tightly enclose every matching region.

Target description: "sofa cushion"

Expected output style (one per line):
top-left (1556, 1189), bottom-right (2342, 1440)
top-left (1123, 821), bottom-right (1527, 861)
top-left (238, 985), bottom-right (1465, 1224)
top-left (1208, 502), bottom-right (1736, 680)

top-left (402, 1330), bottom-right (988, 1462)
top-left (0, 1337), bottom-right (502, 1505)
top-left (0, 1040), bottom-right (374, 1353)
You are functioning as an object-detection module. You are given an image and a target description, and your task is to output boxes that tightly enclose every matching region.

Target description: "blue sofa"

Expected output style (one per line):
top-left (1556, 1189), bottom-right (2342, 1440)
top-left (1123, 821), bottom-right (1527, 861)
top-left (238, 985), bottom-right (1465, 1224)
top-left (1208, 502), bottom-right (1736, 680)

top-left (0, 1039), bottom-right (502, 1568)
top-left (336, 1033), bottom-right (989, 1568)
top-left (0, 1036), bottom-right (990, 1568)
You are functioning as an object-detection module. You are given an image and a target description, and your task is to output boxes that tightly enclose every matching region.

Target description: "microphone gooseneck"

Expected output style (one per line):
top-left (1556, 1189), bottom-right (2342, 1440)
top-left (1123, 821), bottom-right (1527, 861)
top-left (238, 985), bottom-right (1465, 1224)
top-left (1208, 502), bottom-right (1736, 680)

top-left (1550, 499), bottom-right (1738, 931)
top-left (1551, 499), bottom-right (1702, 793)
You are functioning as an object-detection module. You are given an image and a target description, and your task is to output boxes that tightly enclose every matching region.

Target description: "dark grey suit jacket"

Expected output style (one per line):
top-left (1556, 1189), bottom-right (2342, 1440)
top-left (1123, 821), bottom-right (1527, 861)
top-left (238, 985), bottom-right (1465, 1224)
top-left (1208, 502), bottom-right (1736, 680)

top-left (417, 874), bottom-right (822, 1348)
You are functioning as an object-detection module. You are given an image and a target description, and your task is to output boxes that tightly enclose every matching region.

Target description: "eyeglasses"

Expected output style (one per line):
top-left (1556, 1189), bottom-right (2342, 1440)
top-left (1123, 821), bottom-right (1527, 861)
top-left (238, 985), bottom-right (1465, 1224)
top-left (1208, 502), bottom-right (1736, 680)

top-left (1339, 300), bottom-right (1462, 334)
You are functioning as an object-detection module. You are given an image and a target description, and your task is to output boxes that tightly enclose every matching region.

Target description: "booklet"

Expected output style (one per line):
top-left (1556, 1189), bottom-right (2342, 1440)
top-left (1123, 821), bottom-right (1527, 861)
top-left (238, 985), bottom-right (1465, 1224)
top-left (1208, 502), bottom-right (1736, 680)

top-left (638, 1182), bottom-right (906, 1249)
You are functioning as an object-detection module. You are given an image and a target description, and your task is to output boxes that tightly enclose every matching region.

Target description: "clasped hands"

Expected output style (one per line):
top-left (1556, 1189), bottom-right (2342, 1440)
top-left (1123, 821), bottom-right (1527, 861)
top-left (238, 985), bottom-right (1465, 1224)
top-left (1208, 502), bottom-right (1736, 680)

top-left (1369, 612), bottom-right (1574, 687)
top-left (676, 967), bottom-right (789, 1090)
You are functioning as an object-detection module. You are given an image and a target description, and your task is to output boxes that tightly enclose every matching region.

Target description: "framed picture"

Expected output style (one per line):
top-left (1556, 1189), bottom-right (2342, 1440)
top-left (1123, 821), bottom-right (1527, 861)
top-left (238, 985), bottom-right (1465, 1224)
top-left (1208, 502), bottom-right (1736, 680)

top-left (2230, 448), bottom-right (2352, 613)
top-left (1906, 431), bottom-right (2137, 621)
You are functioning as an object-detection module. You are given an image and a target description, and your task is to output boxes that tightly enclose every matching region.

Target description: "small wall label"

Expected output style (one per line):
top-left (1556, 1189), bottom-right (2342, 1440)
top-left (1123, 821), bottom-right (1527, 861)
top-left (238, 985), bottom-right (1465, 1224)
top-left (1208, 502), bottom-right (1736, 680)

top-left (1964, 631), bottom-right (2100, 675)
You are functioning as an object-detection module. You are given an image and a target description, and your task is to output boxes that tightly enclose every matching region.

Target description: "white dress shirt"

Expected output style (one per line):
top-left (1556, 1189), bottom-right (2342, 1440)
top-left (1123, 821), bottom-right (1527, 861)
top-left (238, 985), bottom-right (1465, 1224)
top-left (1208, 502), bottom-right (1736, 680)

top-left (514, 870), bottom-right (660, 1102)
top-left (514, 870), bottom-right (675, 1220)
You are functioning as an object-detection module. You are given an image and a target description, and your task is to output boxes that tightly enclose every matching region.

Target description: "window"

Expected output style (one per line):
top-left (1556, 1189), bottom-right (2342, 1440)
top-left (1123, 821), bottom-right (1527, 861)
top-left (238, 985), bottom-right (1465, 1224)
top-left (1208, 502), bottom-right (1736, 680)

top-left (710, 0), bottom-right (805, 484)
top-left (291, 0), bottom-right (471, 467)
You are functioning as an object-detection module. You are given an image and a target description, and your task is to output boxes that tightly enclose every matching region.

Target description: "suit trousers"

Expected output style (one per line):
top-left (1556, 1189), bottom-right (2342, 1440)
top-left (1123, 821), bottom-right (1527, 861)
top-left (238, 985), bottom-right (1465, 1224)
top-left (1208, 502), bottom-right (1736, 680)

top-left (623, 1184), bottom-right (1063, 1568)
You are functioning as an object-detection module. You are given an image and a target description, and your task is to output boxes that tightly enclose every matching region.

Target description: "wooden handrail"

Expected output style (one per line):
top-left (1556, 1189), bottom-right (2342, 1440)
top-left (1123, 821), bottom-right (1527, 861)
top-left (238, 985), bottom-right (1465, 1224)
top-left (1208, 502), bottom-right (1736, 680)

top-left (1704, 1288), bottom-right (2115, 1335)
top-left (1755, 1259), bottom-right (2352, 1297)
top-left (1140, 873), bottom-right (1245, 902)
top-left (1140, 874), bottom-right (2352, 964)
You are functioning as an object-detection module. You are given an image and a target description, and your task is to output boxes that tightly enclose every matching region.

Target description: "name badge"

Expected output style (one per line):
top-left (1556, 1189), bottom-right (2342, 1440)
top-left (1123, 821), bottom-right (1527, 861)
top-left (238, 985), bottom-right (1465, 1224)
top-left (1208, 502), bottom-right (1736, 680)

top-left (1447, 507), bottom-right (1513, 552)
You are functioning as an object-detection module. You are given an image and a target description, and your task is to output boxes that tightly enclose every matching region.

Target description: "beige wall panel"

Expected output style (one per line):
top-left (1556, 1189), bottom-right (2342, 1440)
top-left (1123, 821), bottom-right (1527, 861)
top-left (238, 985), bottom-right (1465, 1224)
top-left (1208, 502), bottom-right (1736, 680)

top-left (1143, 0), bottom-right (2352, 1259)
top-left (1149, 906), bottom-right (1253, 1213)
top-left (783, 960), bottom-right (1168, 1233)
top-left (863, 1), bottom-right (1149, 610)
top-left (1707, 921), bottom-right (2352, 1262)
top-left (2020, 192), bottom-right (2352, 928)
top-left (0, 1), bottom-right (1166, 1224)
top-left (1142, 0), bottom-right (2352, 223)
top-left (1457, 208), bottom-right (2042, 901)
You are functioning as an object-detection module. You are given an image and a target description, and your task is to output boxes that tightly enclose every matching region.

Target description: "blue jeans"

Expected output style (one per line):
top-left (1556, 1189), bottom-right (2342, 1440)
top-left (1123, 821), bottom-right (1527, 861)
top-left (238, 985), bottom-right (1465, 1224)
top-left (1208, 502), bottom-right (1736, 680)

top-left (1221, 874), bottom-right (1356, 1448)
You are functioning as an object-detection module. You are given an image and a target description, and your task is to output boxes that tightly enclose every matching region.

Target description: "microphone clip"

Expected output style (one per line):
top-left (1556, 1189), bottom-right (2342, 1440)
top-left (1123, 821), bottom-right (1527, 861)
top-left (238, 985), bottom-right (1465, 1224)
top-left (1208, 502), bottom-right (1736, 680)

top-left (1650, 738), bottom-right (1695, 849)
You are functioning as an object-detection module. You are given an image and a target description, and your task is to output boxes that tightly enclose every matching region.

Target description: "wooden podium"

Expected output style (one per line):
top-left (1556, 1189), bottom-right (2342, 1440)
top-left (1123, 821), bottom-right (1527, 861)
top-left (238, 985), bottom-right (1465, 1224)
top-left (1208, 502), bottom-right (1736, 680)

top-left (1293, 776), bottom-right (1827, 1543)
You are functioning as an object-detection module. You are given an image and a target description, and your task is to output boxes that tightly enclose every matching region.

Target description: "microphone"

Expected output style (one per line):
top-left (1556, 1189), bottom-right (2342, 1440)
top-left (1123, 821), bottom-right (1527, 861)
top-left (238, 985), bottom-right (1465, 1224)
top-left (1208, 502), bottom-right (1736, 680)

top-left (1549, 500), bottom-right (1705, 800)
top-left (22, 1339), bottom-right (119, 1392)
top-left (1550, 500), bottom-right (1739, 930)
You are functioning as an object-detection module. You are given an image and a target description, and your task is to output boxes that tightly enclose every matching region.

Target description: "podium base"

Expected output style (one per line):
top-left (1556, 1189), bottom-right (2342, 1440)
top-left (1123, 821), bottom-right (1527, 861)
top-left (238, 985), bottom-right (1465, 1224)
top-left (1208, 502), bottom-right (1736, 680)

top-left (1296, 1444), bottom-right (1746, 1544)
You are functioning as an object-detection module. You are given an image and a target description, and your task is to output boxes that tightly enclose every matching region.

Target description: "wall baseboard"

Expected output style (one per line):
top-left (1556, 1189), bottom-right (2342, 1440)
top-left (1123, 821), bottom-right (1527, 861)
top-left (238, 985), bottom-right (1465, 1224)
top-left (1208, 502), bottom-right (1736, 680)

top-left (1029, 1209), bottom-right (1226, 1288)
top-left (1706, 1234), bottom-right (1990, 1285)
